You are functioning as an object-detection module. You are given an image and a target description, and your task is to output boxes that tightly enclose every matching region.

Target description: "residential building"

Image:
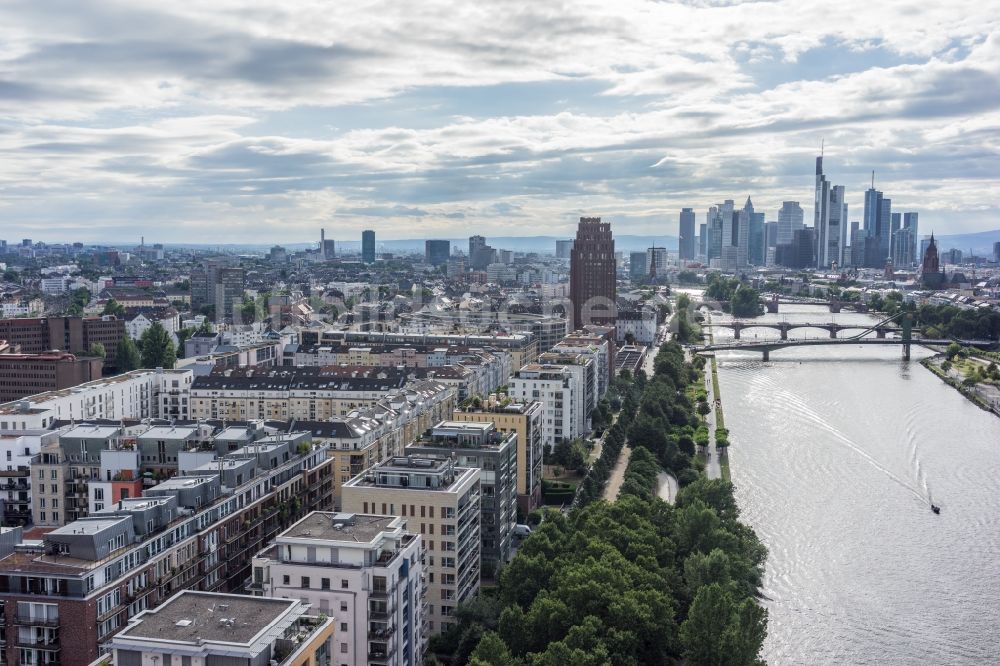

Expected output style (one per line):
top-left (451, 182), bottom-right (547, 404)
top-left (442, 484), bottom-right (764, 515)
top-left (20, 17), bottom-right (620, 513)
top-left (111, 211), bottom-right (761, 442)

top-left (616, 308), bottom-right (657, 347)
top-left (451, 399), bottom-right (543, 514)
top-left (310, 331), bottom-right (538, 369)
top-left (110, 591), bottom-right (335, 666)
top-left (341, 456), bottom-right (481, 635)
top-left (508, 364), bottom-right (578, 449)
top-left (0, 434), bottom-right (334, 666)
top-left (406, 421), bottom-right (516, 571)
top-left (569, 217), bottom-right (616, 328)
top-left (252, 512), bottom-right (423, 666)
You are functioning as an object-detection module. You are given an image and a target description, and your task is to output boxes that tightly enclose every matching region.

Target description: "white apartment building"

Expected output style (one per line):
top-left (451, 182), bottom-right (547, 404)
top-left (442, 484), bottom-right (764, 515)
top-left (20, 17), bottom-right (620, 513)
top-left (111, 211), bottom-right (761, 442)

top-left (507, 364), bottom-right (579, 450)
top-left (252, 512), bottom-right (425, 666)
top-left (0, 368), bottom-right (194, 430)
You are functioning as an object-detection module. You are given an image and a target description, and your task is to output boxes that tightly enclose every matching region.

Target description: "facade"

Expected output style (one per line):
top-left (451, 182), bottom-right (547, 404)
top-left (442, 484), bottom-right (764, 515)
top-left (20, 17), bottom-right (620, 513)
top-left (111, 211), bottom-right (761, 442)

top-left (406, 421), bottom-right (516, 570)
top-left (814, 157), bottom-right (848, 268)
top-left (111, 591), bottom-right (334, 666)
top-left (507, 364), bottom-right (578, 449)
top-left (629, 252), bottom-right (647, 282)
top-left (252, 512), bottom-right (423, 666)
top-left (424, 241), bottom-right (450, 267)
top-left (678, 208), bottom-right (696, 260)
top-left (616, 309), bottom-right (657, 346)
top-left (777, 201), bottom-right (803, 245)
top-left (0, 436), bottom-right (334, 666)
top-left (863, 183), bottom-right (892, 267)
top-left (451, 399), bottom-right (543, 514)
top-left (0, 352), bottom-right (103, 403)
top-left (0, 316), bottom-right (125, 362)
top-left (0, 368), bottom-right (194, 431)
top-left (921, 233), bottom-right (946, 288)
top-left (555, 240), bottom-right (574, 259)
top-left (569, 217), bottom-right (616, 329)
top-left (310, 331), bottom-right (538, 370)
top-left (362, 230), bottom-right (376, 264)
top-left (341, 457), bottom-right (481, 636)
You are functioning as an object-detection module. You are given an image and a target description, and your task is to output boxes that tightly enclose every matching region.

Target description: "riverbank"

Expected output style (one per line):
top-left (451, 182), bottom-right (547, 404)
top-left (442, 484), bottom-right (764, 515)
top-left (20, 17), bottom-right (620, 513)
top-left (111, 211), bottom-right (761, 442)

top-left (703, 311), bottom-right (730, 481)
top-left (921, 354), bottom-right (1000, 416)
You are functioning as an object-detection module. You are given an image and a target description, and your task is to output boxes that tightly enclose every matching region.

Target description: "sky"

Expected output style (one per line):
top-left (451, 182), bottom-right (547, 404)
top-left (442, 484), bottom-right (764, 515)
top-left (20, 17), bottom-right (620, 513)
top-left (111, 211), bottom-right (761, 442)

top-left (0, 0), bottom-right (998, 245)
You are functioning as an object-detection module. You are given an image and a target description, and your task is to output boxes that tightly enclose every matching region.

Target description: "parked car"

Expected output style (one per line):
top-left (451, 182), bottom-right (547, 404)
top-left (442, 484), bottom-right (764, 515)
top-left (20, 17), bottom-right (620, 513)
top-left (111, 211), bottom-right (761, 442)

top-left (513, 524), bottom-right (532, 538)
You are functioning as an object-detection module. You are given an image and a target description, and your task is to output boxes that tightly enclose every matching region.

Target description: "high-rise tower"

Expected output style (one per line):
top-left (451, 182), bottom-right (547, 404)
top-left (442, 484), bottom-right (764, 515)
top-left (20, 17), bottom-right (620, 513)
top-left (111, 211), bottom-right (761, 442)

top-left (678, 208), bottom-right (696, 260)
top-left (569, 217), bottom-right (616, 328)
top-left (362, 229), bottom-right (376, 263)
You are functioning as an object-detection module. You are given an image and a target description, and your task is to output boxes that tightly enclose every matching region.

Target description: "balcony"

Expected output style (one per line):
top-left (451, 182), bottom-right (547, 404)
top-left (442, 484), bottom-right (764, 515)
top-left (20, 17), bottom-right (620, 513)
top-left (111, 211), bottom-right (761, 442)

top-left (14, 615), bottom-right (60, 628)
top-left (16, 638), bottom-right (60, 650)
top-left (368, 622), bottom-right (396, 639)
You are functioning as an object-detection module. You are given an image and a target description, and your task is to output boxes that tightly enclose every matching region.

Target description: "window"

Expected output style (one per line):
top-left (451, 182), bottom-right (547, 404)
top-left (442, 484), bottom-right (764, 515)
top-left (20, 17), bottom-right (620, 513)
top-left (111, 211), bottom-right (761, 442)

top-left (39, 499), bottom-right (45, 509)
top-left (340, 643), bottom-right (348, 654)
top-left (283, 575), bottom-right (290, 585)
top-left (341, 579), bottom-right (349, 589)
top-left (300, 577), bottom-right (310, 588)
top-left (340, 622), bottom-right (347, 632)
top-left (50, 470), bottom-right (57, 480)
top-left (321, 578), bottom-right (330, 590)
top-left (340, 601), bottom-right (348, 611)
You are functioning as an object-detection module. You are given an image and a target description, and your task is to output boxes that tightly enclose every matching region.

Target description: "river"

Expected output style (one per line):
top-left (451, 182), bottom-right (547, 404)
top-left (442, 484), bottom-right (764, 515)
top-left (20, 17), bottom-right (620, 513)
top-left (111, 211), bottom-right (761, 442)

top-left (707, 303), bottom-right (1000, 665)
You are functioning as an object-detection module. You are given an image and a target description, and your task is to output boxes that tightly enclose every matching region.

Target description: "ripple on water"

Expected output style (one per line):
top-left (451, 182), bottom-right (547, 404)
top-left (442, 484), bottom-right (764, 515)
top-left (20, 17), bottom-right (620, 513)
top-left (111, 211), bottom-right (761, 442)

top-left (716, 340), bottom-right (1000, 665)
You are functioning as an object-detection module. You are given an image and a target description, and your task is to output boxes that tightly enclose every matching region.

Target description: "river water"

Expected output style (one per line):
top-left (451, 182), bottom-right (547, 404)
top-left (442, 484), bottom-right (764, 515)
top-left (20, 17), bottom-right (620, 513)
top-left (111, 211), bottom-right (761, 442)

top-left (708, 303), bottom-right (1000, 665)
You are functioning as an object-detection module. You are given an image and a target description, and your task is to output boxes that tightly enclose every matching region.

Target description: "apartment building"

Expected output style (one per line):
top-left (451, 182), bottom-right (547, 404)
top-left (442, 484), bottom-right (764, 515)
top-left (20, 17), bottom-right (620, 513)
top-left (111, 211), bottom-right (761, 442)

top-left (507, 364), bottom-right (579, 450)
top-left (451, 398), bottom-right (543, 513)
top-left (0, 368), bottom-right (194, 431)
top-left (537, 350), bottom-right (595, 435)
top-left (252, 512), bottom-right (424, 666)
top-left (188, 367), bottom-right (411, 421)
top-left (0, 435), bottom-right (334, 666)
top-left (405, 421), bottom-right (516, 570)
top-left (308, 331), bottom-right (538, 369)
top-left (554, 330), bottom-right (612, 398)
top-left (111, 591), bottom-right (335, 666)
top-left (0, 429), bottom-right (60, 526)
top-left (341, 457), bottom-right (480, 635)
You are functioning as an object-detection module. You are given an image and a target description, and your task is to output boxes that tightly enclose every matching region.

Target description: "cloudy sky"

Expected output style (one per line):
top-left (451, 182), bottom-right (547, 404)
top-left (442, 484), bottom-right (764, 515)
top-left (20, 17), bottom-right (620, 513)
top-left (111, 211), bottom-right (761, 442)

top-left (1, 1), bottom-right (998, 245)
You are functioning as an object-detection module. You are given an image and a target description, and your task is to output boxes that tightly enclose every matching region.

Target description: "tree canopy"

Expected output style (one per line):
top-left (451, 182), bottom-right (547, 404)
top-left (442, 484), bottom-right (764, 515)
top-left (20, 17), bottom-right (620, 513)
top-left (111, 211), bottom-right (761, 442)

top-left (139, 322), bottom-right (176, 369)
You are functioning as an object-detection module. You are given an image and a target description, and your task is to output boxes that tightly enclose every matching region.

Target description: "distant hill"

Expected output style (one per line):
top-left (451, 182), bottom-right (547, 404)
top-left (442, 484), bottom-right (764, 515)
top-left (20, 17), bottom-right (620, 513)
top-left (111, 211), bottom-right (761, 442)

top-left (290, 234), bottom-right (679, 255)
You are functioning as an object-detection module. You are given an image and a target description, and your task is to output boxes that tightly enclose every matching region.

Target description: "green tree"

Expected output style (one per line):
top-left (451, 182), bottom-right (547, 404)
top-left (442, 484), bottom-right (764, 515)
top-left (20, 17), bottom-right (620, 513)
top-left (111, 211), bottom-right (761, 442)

top-left (680, 583), bottom-right (767, 666)
top-left (469, 631), bottom-right (521, 666)
top-left (140, 322), bottom-right (177, 369)
top-left (115, 336), bottom-right (141, 373)
top-left (87, 342), bottom-right (106, 358)
top-left (102, 298), bottom-right (125, 316)
top-left (68, 287), bottom-right (90, 316)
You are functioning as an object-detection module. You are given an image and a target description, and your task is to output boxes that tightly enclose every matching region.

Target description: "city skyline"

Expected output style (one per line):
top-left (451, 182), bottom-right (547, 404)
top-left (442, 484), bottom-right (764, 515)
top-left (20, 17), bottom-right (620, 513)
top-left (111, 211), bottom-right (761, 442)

top-left (0, 2), bottom-right (997, 243)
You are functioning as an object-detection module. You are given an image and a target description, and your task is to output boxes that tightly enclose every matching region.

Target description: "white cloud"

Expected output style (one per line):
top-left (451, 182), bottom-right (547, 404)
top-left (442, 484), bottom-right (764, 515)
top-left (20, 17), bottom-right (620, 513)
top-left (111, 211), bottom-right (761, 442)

top-left (0, 0), bottom-right (997, 241)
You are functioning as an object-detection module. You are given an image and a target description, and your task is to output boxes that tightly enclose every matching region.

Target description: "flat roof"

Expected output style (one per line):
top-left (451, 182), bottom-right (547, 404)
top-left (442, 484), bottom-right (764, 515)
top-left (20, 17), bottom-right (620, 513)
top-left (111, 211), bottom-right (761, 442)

top-left (120, 591), bottom-right (297, 645)
top-left (62, 424), bottom-right (120, 439)
top-left (49, 516), bottom-right (130, 535)
top-left (149, 475), bottom-right (216, 490)
top-left (281, 512), bottom-right (400, 544)
top-left (138, 425), bottom-right (198, 440)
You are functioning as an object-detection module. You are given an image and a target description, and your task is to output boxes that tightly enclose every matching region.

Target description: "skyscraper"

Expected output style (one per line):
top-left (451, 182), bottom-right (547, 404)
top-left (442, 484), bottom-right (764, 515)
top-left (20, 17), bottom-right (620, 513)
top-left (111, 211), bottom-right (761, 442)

top-left (569, 217), bottom-right (616, 328)
top-left (646, 246), bottom-right (668, 278)
top-left (736, 197), bottom-right (753, 268)
top-left (903, 212), bottom-right (919, 267)
top-left (815, 157), bottom-right (847, 268)
top-left (749, 211), bottom-right (766, 266)
top-left (698, 223), bottom-right (707, 258)
top-left (425, 240), bottom-right (451, 266)
top-left (469, 235), bottom-right (496, 270)
top-left (777, 201), bottom-right (804, 246)
top-left (362, 229), bottom-right (376, 263)
top-left (863, 175), bottom-right (892, 267)
top-left (469, 234), bottom-right (486, 257)
top-left (555, 239), bottom-right (574, 258)
top-left (679, 208), bottom-right (696, 260)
